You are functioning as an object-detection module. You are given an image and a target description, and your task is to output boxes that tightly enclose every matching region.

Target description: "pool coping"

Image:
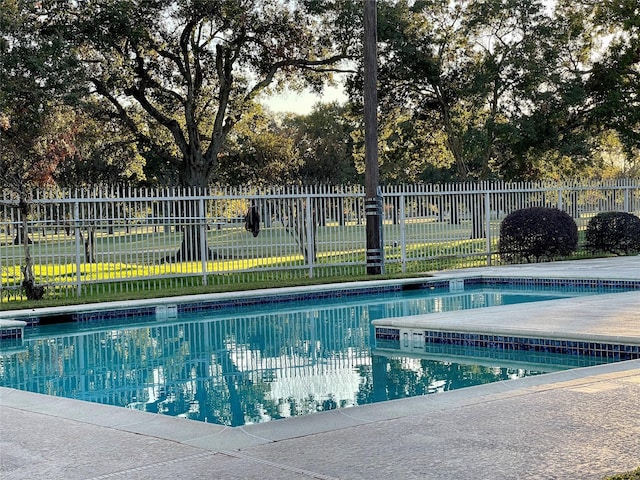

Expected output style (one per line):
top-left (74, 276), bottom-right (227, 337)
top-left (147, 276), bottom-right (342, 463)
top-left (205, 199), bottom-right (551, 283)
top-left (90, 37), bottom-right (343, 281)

top-left (1, 273), bottom-right (639, 325)
top-left (1, 358), bottom-right (639, 453)
top-left (372, 290), bottom-right (640, 342)
top-left (0, 277), bottom-right (432, 322)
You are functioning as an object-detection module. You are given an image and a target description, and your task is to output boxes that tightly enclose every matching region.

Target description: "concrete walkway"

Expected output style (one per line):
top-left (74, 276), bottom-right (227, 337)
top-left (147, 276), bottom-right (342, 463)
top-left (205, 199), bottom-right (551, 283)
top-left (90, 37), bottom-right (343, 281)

top-left (2, 257), bottom-right (640, 479)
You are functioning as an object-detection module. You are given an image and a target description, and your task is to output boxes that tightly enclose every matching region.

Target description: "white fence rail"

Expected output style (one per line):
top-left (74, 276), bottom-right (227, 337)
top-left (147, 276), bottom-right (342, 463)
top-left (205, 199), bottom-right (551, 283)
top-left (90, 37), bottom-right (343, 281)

top-left (1, 180), bottom-right (639, 301)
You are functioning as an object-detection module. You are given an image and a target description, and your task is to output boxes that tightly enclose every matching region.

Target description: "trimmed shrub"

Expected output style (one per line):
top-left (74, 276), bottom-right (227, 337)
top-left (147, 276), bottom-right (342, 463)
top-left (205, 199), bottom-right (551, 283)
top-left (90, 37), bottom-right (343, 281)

top-left (585, 211), bottom-right (640, 255)
top-left (499, 207), bottom-right (578, 263)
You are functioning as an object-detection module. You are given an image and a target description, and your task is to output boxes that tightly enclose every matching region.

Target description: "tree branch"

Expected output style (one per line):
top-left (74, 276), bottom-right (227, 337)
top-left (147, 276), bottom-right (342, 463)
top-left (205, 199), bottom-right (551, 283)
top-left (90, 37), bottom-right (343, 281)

top-left (132, 47), bottom-right (186, 106)
top-left (245, 54), bottom-right (349, 104)
top-left (91, 78), bottom-right (143, 137)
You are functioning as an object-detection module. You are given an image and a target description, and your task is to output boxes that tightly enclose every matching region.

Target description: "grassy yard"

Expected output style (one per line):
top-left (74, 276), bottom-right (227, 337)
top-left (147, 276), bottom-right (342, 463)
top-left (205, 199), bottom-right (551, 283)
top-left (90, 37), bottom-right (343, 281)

top-left (0, 217), bottom-right (594, 308)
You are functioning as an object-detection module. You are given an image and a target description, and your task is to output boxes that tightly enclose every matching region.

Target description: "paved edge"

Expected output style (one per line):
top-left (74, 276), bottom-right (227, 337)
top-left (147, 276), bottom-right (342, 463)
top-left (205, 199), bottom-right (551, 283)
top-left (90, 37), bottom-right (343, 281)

top-left (2, 359), bottom-right (639, 453)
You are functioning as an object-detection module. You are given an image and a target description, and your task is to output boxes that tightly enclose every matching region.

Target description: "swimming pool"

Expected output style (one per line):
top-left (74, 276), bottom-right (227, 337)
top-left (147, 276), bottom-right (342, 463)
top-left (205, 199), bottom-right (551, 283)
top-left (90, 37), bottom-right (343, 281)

top-left (0, 277), bottom-right (638, 427)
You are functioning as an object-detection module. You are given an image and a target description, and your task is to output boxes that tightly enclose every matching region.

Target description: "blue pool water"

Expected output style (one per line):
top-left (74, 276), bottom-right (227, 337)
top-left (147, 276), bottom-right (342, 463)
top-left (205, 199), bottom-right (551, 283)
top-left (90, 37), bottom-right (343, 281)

top-left (0, 281), bottom-right (636, 426)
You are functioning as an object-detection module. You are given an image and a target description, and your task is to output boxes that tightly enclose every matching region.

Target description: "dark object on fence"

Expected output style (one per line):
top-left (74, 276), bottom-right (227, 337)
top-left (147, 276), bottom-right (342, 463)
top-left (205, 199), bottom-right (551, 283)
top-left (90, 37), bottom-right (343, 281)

top-left (13, 235), bottom-right (32, 245)
top-left (585, 211), bottom-right (640, 255)
top-left (244, 204), bottom-right (260, 237)
top-left (499, 207), bottom-right (578, 263)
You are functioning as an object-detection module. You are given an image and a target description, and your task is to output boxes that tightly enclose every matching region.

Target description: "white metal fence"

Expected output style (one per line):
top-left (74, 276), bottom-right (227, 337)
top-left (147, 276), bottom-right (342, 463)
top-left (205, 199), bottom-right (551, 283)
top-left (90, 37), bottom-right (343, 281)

top-left (1, 180), bottom-right (639, 301)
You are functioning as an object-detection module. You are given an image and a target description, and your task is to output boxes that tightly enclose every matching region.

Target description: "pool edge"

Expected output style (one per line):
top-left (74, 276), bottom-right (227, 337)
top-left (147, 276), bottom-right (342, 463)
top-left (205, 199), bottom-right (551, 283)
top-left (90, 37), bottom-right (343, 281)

top-left (1, 359), bottom-right (639, 452)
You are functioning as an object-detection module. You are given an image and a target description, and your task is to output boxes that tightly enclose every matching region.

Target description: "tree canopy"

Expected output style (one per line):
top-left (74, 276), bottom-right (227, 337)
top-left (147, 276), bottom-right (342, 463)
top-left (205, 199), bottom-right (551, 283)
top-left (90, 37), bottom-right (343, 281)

top-left (53, 0), bottom-right (358, 188)
top-left (1, 0), bottom-right (639, 190)
top-left (344, 0), bottom-right (639, 182)
top-left (0, 0), bottom-right (81, 194)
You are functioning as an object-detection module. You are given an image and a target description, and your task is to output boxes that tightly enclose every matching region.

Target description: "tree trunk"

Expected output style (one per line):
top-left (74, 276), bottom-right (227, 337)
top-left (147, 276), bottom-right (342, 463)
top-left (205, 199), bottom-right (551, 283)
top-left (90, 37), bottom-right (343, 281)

top-left (450, 197), bottom-right (460, 225)
top-left (471, 215), bottom-right (485, 239)
top-left (166, 196), bottom-right (215, 262)
top-left (280, 198), bottom-right (316, 264)
top-left (81, 227), bottom-right (97, 263)
top-left (18, 198), bottom-right (44, 300)
top-left (174, 224), bottom-right (214, 262)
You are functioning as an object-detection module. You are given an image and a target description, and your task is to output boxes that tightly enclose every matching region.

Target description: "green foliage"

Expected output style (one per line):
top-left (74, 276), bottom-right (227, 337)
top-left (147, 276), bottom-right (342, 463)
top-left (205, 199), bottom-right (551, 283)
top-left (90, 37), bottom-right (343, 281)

top-left (3, 0), bottom-right (640, 187)
top-left (56, 0), bottom-right (355, 188)
top-left (591, 130), bottom-right (640, 179)
top-left (0, 1), bottom-right (87, 301)
top-left (586, 0), bottom-right (640, 155)
top-left (0, 1), bottom-right (82, 192)
top-left (371, 0), bottom-right (585, 181)
top-left (355, 0), bottom-right (640, 183)
top-left (585, 212), bottom-right (640, 255)
top-left (499, 207), bottom-right (578, 263)
top-left (287, 102), bottom-right (359, 185)
top-left (219, 101), bottom-right (359, 187)
top-left (0, 2), bottom-right (143, 190)
top-left (605, 467), bottom-right (640, 480)
top-left (218, 104), bottom-right (302, 186)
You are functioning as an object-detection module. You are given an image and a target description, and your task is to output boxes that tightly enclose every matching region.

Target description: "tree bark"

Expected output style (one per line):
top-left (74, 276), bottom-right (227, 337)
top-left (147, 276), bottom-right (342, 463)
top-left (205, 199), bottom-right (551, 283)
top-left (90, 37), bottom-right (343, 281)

top-left (18, 198), bottom-right (44, 300)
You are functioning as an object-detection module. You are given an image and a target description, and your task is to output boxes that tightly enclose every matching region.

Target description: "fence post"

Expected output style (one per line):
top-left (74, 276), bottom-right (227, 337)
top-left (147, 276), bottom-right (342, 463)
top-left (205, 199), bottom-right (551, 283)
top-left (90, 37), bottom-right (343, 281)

top-left (199, 197), bottom-right (208, 286)
top-left (305, 192), bottom-right (314, 278)
top-left (73, 201), bottom-right (82, 297)
top-left (557, 188), bottom-right (563, 212)
top-left (624, 185), bottom-right (630, 212)
top-left (485, 190), bottom-right (492, 266)
top-left (399, 190), bottom-right (406, 273)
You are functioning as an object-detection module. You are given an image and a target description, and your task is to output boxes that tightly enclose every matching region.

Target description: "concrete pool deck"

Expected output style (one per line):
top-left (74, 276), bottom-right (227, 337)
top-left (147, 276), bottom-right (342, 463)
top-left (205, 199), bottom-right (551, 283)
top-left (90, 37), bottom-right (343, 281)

top-left (1, 257), bottom-right (640, 479)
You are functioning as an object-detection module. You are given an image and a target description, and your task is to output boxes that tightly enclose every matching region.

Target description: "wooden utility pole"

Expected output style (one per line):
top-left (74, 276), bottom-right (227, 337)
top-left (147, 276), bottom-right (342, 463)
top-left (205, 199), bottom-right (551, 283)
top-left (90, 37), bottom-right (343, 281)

top-left (364, 0), bottom-right (383, 275)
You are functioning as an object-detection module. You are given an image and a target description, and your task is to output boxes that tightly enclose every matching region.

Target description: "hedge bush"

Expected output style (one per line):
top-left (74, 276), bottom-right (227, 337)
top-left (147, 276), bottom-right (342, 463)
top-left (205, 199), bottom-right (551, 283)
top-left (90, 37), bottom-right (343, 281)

top-left (499, 207), bottom-right (578, 263)
top-left (585, 211), bottom-right (640, 255)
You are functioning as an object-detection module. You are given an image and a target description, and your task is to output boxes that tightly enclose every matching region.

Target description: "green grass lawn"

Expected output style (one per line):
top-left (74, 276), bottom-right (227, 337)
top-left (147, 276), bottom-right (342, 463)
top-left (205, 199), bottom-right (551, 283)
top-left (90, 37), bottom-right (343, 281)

top-left (0, 217), bottom-right (595, 307)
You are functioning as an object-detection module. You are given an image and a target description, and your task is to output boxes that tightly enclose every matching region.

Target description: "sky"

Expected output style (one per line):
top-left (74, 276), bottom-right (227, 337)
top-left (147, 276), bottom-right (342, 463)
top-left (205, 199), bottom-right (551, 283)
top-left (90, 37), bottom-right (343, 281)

top-left (264, 84), bottom-right (348, 115)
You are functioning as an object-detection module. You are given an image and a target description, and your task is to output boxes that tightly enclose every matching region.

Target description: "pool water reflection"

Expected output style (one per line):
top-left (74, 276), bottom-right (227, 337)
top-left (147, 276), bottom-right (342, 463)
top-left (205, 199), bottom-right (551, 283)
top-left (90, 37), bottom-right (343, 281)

top-left (0, 286), bottom-right (619, 426)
